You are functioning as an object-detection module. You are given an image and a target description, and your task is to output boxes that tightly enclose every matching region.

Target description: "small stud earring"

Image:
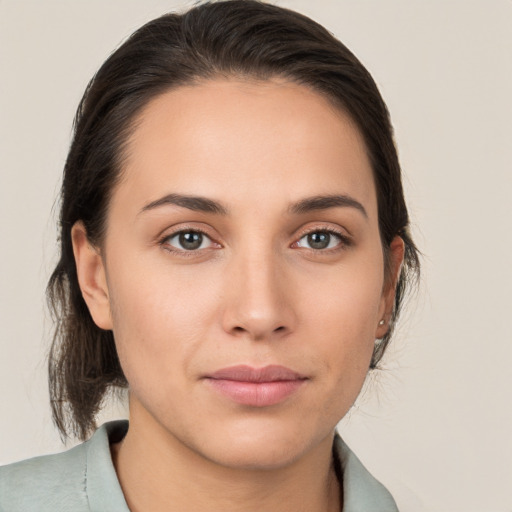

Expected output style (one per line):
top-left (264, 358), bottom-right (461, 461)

top-left (379, 319), bottom-right (385, 326)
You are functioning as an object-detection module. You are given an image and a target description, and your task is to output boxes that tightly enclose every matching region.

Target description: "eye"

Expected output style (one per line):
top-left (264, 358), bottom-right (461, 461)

top-left (296, 230), bottom-right (345, 250)
top-left (163, 230), bottom-right (214, 251)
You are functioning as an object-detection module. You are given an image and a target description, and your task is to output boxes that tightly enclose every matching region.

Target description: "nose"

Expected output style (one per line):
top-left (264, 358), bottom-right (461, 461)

top-left (221, 250), bottom-right (296, 341)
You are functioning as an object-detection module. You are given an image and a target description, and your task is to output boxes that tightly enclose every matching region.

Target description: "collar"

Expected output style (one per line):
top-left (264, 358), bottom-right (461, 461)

top-left (334, 432), bottom-right (398, 511)
top-left (86, 421), bottom-right (398, 511)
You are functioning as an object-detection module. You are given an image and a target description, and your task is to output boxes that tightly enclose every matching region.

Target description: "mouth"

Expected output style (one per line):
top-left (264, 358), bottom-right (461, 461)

top-left (204, 365), bottom-right (308, 407)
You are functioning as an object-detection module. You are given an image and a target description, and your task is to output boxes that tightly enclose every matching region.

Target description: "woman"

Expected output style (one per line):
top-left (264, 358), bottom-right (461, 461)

top-left (0, 1), bottom-right (419, 510)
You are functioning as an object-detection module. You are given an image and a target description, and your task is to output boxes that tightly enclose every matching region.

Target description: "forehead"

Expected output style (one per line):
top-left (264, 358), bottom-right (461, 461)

top-left (116, 78), bottom-right (377, 218)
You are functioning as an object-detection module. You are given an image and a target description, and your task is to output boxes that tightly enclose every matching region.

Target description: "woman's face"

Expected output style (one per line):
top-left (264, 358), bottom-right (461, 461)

top-left (76, 78), bottom-right (402, 469)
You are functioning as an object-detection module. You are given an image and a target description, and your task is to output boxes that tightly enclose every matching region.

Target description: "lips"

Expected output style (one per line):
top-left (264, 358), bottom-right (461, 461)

top-left (204, 365), bottom-right (308, 407)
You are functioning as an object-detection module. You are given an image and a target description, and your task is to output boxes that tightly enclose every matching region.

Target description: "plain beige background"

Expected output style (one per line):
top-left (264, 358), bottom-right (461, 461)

top-left (1, 1), bottom-right (511, 510)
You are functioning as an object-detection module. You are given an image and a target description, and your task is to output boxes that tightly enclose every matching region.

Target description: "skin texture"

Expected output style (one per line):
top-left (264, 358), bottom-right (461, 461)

top-left (72, 79), bottom-right (404, 512)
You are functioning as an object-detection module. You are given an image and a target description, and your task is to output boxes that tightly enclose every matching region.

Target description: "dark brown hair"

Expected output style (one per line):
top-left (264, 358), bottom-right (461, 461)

top-left (48, 0), bottom-right (420, 441)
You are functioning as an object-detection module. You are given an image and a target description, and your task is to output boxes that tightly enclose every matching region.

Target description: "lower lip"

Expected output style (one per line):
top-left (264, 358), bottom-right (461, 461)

top-left (206, 379), bottom-right (306, 407)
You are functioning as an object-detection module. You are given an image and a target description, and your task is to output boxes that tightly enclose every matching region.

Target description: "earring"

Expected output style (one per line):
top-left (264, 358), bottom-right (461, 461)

top-left (379, 319), bottom-right (385, 326)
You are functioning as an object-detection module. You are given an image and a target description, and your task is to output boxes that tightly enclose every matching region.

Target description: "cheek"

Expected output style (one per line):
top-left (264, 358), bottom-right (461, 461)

top-left (106, 258), bottom-right (222, 394)
top-left (310, 255), bottom-right (384, 344)
top-left (304, 257), bottom-right (384, 401)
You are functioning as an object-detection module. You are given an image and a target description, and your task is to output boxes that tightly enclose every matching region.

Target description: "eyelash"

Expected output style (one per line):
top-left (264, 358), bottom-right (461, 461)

top-left (158, 226), bottom-right (352, 257)
top-left (159, 227), bottom-right (215, 258)
top-left (295, 227), bottom-right (352, 253)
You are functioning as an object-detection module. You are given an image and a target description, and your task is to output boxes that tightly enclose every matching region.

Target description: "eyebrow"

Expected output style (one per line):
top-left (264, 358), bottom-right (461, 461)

top-left (140, 193), bottom-right (229, 215)
top-left (288, 194), bottom-right (368, 218)
top-left (140, 193), bottom-right (367, 218)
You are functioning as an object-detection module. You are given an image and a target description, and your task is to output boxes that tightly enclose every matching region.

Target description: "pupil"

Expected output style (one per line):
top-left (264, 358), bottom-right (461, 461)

top-left (308, 232), bottom-right (330, 249)
top-left (179, 232), bottom-right (203, 250)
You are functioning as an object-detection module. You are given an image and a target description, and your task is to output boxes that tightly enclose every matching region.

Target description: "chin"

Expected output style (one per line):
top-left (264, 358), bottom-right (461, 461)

top-left (206, 441), bottom-right (306, 471)
top-left (194, 418), bottom-right (331, 471)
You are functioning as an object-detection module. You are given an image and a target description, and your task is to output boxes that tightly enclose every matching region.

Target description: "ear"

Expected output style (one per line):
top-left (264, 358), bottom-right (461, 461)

top-left (71, 221), bottom-right (113, 330)
top-left (375, 236), bottom-right (405, 339)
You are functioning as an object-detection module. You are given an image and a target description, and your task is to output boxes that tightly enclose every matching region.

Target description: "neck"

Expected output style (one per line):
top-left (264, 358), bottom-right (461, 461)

top-left (111, 403), bottom-right (341, 511)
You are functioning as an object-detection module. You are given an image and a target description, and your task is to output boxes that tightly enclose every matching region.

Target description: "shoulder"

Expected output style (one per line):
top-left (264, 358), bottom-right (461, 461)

top-left (0, 441), bottom-right (89, 511)
top-left (334, 433), bottom-right (399, 512)
top-left (0, 420), bottom-right (129, 512)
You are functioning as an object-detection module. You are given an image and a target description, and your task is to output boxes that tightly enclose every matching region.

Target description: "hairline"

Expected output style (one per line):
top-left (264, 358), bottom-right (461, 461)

top-left (98, 73), bottom-right (388, 255)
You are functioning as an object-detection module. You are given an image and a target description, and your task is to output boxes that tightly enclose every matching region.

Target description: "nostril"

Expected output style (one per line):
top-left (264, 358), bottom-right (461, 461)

top-left (230, 324), bottom-right (287, 338)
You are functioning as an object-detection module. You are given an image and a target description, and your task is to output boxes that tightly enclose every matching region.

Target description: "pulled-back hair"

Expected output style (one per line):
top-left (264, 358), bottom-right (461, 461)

top-left (48, 0), bottom-right (420, 441)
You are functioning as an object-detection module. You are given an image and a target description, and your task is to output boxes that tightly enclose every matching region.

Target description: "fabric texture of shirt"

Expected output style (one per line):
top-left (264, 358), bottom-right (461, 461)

top-left (0, 420), bottom-right (398, 511)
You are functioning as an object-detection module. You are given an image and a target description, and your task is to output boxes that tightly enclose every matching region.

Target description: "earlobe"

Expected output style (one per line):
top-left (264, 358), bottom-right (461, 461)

top-left (71, 221), bottom-right (113, 330)
top-left (375, 236), bottom-right (405, 339)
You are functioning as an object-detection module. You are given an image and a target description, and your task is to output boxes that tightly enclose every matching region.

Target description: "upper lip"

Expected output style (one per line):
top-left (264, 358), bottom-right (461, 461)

top-left (207, 365), bottom-right (307, 382)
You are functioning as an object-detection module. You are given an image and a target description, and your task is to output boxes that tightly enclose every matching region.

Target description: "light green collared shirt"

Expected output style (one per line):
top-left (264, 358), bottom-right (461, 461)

top-left (0, 420), bottom-right (398, 511)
